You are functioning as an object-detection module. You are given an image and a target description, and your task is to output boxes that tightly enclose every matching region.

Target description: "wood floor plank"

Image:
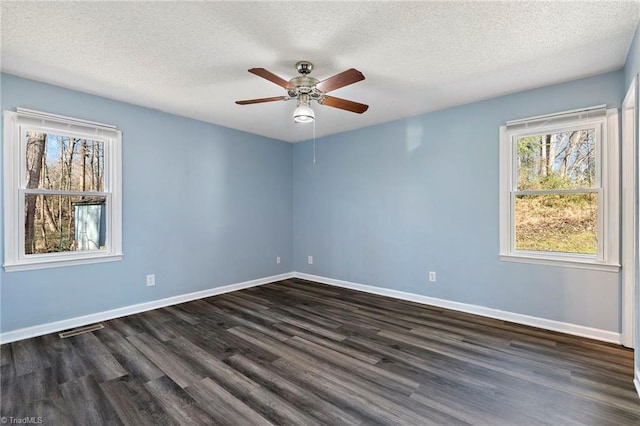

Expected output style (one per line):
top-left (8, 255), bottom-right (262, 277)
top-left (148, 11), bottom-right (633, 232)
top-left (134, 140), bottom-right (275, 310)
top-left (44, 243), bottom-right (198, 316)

top-left (13, 367), bottom-right (60, 405)
top-left (24, 397), bottom-right (74, 426)
top-left (93, 327), bottom-right (165, 383)
top-left (70, 333), bottom-right (128, 382)
top-left (288, 334), bottom-right (419, 391)
top-left (1, 279), bottom-right (638, 425)
top-left (214, 299), bottom-right (283, 324)
top-left (11, 338), bottom-right (50, 376)
top-left (229, 325), bottom-right (420, 397)
top-left (177, 319), bottom-right (280, 363)
top-left (144, 375), bottom-right (216, 425)
top-left (100, 375), bottom-right (174, 425)
top-left (184, 377), bottom-right (273, 426)
top-left (126, 333), bottom-right (203, 388)
top-left (165, 336), bottom-right (260, 396)
top-left (160, 305), bottom-right (201, 325)
top-left (107, 316), bottom-right (145, 337)
top-left (227, 353), bottom-right (363, 426)
top-left (410, 391), bottom-right (509, 426)
top-left (39, 334), bottom-right (92, 385)
top-left (59, 375), bottom-right (124, 425)
top-left (216, 293), bottom-right (273, 312)
top-left (349, 333), bottom-right (502, 390)
top-left (271, 355), bottom-right (434, 425)
top-left (128, 315), bottom-right (180, 343)
top-left (378, 327), bottom-right (640, 412)
top-left (0, 364), bottom-right (17, 416)
top-left (277, 303), bottom-right (344, 329)
top-left (0, 344), bottom-right (12, 366)
top-left (267, 309), bottom-right (347, 341)
top-left (229, 326), bottom-right (435, 424)
top-left (223, 311), bottom-right (292, 342)
top-left (241, 385), bottom-right (326, 426)
top-left (273, 322), bottom-right (382, 364)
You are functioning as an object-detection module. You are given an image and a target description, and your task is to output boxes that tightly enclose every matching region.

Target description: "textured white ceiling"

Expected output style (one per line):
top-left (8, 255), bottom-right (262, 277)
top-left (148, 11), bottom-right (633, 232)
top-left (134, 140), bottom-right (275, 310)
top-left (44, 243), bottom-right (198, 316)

top-left (1, 1), bottom-right (639, 142)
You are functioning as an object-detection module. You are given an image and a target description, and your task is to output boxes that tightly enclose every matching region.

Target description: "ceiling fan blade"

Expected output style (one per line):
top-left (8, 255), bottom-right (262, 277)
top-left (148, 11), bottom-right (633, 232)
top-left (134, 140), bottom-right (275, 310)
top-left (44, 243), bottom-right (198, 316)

top-left (321, 96), bottom-right (369, 114)
top-left (248, 68), bottom-right (295, 90)
top-left (316, 68), bottom-right (365, 93)
top-left (235, 96), bottom-right (289, 105)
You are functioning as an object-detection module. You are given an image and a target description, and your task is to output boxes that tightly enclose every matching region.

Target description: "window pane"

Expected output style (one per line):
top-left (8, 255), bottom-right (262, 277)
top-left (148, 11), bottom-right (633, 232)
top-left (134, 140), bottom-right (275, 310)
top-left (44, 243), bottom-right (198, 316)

top-left (24, 194), bottom-right (107, 254)
top-left (515, 193), bottom-right (598, 254)
top-left (26, 131), bottom-right (105, 192)
top-left (516, 129), bottom-right (596, 190)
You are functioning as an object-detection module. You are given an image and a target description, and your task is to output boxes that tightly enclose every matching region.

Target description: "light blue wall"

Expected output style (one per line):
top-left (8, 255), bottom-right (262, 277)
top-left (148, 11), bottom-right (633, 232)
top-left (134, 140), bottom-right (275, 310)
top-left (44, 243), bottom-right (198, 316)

top-left (1, 66), bottom-right (632, 336)
top-left (293, 71), bottom-right (625, 332)
top-left (625, 23), bottom-right (640, 89)
top-left (0, 73), bottom-right (293, 333)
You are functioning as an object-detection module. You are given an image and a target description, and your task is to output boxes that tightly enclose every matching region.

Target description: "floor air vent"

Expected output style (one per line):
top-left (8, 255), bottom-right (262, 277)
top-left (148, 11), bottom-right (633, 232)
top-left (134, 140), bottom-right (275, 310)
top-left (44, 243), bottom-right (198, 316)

top-left (58, 323), bottom-right (104, 338)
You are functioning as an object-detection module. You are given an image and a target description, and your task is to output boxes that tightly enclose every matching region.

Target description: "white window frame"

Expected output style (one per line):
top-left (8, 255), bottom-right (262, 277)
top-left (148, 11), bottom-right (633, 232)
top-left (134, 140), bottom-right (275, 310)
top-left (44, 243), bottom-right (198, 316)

top-left (499, 106), bottom-right (620, 272)
top-left (3, 108), bottom-right (123, 272)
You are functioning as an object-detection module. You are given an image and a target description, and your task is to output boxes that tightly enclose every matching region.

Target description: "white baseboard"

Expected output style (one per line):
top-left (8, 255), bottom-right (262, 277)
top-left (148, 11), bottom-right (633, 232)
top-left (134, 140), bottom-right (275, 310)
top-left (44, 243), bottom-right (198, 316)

top-left (293, 272), bottom-right (621, 345)
top-left (0, 272), bottom-right (294, 344)
top-left (1, 271), bottom-right (622, 347)
top-left (635, 369), bottom-right (640, 399)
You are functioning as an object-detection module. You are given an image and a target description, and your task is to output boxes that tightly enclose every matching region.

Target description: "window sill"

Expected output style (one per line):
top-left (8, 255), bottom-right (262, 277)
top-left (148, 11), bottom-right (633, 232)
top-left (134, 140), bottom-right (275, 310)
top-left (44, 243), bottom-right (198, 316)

top-left (4, 253), bottom-right (123, 272)
top-left (499, 254), bottom-right (620, 272)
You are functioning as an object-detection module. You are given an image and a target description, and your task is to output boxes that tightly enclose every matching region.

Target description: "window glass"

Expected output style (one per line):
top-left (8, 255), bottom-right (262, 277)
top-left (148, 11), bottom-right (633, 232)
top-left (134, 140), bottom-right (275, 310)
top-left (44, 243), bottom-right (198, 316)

top-left (25, 131), bottom-right (105, 192)
top-left (514, 193), bottom-right (598, 254)
top-left (516, 129), bottom-right (596, 190)
top-left (24, 194), bottom-right (107, 254)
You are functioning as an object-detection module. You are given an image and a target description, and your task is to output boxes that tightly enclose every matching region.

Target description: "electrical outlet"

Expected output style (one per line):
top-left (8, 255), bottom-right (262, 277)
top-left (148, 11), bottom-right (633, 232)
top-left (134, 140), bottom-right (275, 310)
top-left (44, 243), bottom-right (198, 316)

top-left (429, 271), bottom-right (436, 282)
top-left (276, 256), bottom-right (281, 264)
top-left (146, 274), bottom-right (155, 286)
top-left (308, 256), bottom-right (313, 265)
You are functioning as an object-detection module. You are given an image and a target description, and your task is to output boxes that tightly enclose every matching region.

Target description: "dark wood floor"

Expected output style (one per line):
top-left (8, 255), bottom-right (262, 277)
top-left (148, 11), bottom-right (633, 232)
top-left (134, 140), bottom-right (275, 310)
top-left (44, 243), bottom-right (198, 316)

top-left (1, 278), bottom-right (638, 425)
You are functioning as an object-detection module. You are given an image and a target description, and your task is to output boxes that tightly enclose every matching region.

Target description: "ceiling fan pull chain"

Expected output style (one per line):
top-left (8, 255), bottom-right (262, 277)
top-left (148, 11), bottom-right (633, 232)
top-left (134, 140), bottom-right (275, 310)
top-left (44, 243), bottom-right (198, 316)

top-left (313, 119), bottom-right (317, 164)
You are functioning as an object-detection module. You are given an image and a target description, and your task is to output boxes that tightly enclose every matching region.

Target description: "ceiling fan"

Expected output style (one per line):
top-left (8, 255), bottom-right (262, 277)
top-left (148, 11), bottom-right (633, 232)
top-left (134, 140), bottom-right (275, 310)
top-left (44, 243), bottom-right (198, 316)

top-left (235, 61), bottom-right (368, 123)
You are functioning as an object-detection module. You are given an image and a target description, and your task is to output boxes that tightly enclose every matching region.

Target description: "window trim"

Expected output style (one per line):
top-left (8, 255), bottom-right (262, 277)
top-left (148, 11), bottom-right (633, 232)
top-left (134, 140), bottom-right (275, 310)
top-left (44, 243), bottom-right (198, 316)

top-left (3, 109), bottom-right (123, 272)
top-left (499, 107), bottom-right (620, 272)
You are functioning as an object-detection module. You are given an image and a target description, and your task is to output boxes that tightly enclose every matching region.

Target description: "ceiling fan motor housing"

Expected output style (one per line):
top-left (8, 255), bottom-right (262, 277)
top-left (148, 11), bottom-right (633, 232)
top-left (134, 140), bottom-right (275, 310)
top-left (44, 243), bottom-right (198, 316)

top-left (288, 61), bottom-right (323, 99)
top-left (288, 76), bottom-right (320, 97)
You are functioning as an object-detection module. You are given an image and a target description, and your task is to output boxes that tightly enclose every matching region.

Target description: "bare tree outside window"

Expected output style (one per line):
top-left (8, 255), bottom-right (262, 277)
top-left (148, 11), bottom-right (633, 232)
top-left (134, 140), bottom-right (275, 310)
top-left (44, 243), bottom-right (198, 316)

top-left (24, 131), bottom-right (105, 254)
top-left (514, 129), bottom-right (598, 254)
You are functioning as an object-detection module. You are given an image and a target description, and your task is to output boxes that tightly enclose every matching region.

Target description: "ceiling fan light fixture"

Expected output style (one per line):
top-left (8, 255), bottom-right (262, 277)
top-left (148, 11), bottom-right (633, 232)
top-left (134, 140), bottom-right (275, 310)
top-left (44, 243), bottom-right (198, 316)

top-left (293, 102), bottom-right (315, 123)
